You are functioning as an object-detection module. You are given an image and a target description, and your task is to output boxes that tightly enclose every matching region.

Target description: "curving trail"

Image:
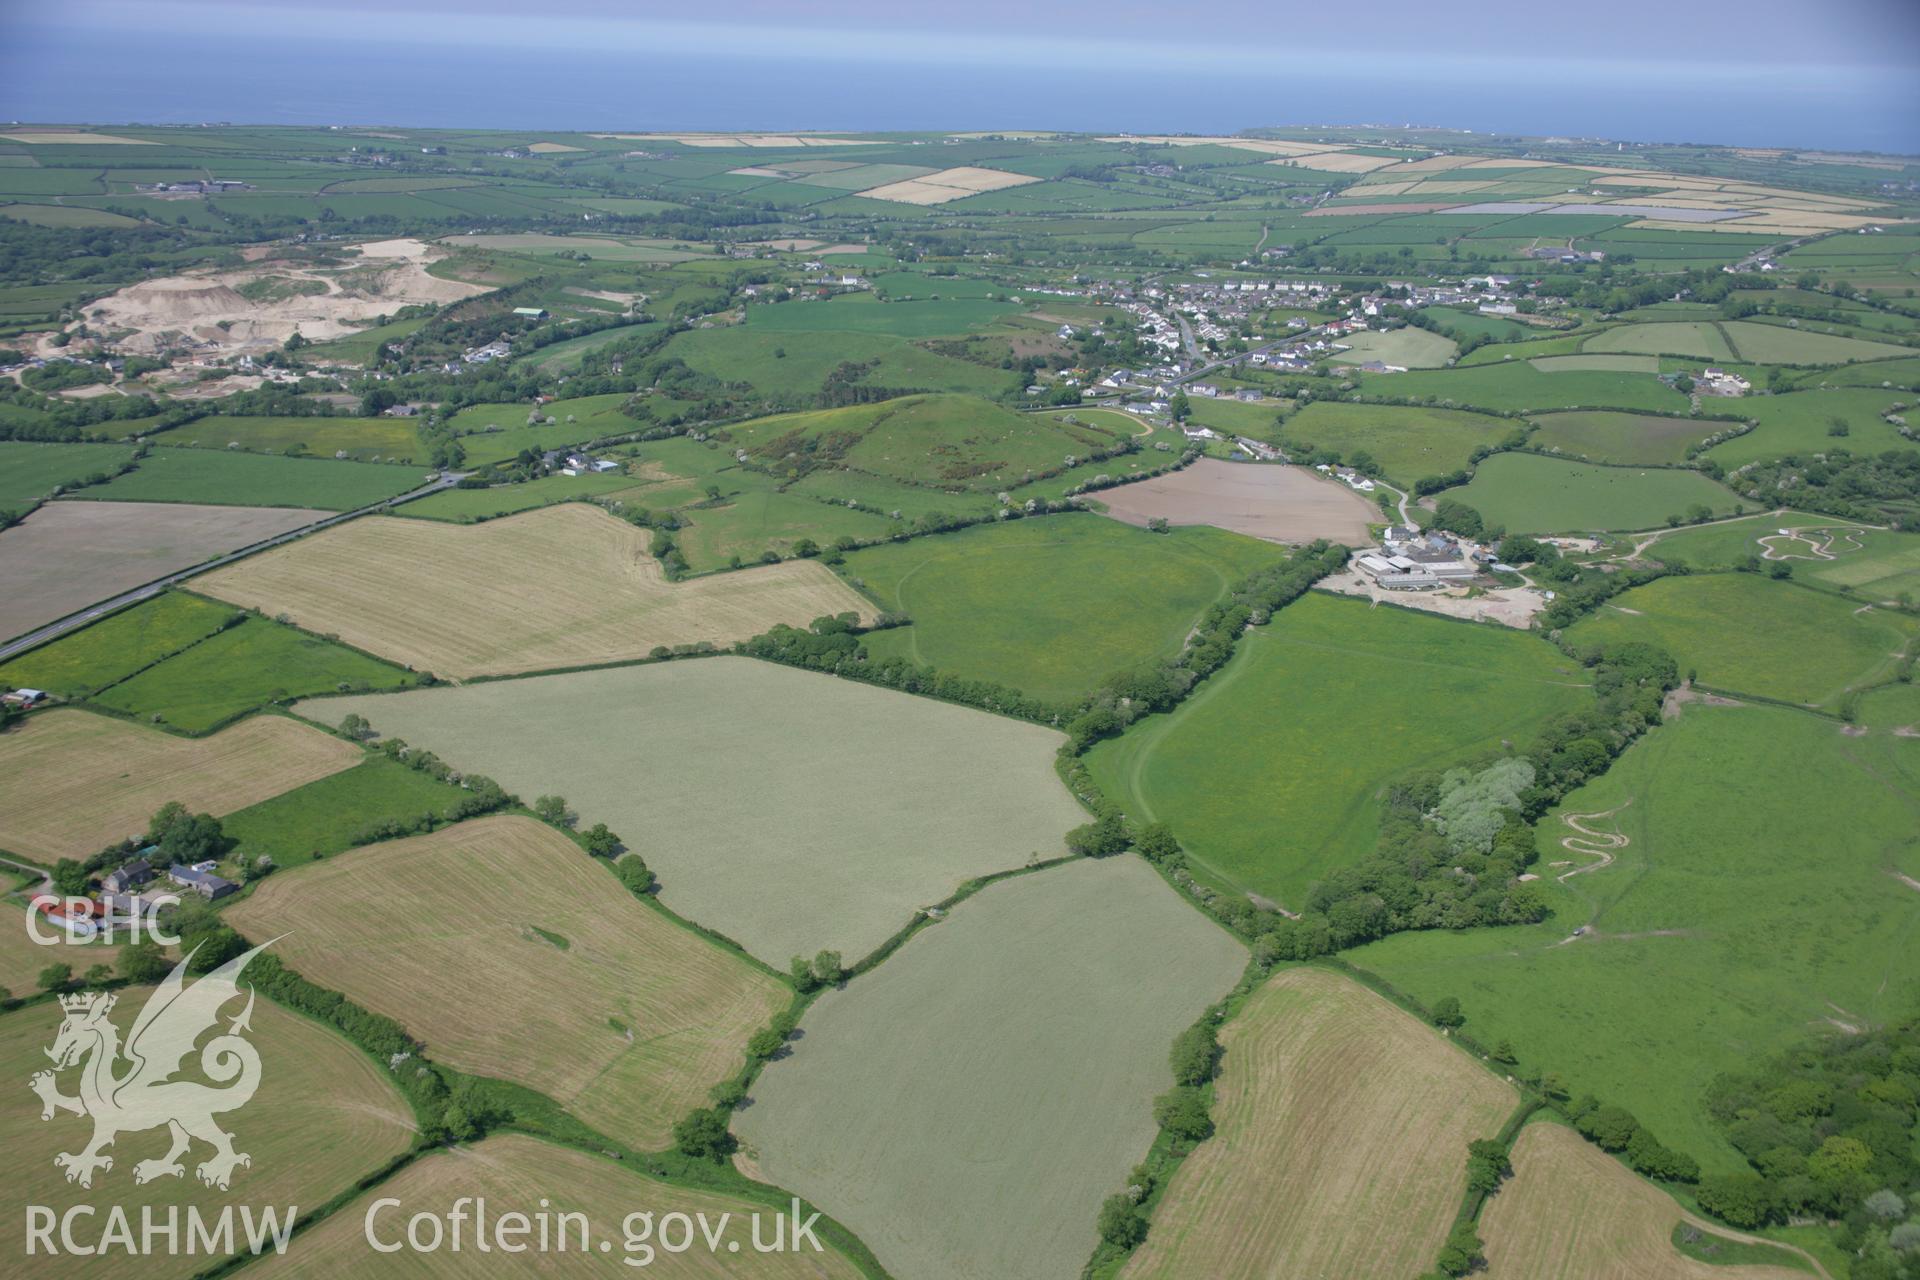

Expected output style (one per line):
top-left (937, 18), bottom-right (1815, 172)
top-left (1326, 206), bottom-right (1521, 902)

top-left (1557, 801), bottom-right (1631, 882)
top-left (1757, 526), bottom-right (1865, 562)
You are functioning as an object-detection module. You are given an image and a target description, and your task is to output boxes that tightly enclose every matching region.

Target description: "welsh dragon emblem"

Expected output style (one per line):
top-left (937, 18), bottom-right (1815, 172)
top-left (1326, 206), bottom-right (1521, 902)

top-left (29, 941), bottom-right (272, 1190)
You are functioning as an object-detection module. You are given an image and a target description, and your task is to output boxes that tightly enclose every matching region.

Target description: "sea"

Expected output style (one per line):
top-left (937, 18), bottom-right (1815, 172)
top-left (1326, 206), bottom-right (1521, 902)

top-left (2, 36), bottom-right (1916, 155)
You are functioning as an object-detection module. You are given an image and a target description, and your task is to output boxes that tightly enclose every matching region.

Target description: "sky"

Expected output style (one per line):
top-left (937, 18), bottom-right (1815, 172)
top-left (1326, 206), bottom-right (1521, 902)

top-left (4, 0), bottom-right (1918, 152)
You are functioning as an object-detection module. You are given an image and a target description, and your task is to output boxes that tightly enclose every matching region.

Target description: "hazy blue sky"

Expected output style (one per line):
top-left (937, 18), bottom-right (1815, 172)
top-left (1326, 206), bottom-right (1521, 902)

top-left (5, 1), bottom-right (1918, 151)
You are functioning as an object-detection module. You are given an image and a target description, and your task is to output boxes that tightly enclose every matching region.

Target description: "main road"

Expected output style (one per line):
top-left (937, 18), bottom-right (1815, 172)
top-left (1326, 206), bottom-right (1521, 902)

top-left (0, 472), bottom-right (465, 664)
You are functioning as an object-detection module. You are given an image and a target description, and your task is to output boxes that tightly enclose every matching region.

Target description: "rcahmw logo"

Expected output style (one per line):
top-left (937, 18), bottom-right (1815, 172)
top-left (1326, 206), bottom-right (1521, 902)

top-left (24, 941), bottom-right (297, 1260)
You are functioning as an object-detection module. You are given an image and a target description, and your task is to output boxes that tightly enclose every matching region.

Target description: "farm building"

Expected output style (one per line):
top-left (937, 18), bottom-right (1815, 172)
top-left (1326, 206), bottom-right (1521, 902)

top-left (168, 862), bottom-right (237, 901)
top-left (102, 857), bottom-right (154, 895)
top-left (2, 688), bottom-right (47, 707)
top-left (512, 307), bottom-right (551, 320)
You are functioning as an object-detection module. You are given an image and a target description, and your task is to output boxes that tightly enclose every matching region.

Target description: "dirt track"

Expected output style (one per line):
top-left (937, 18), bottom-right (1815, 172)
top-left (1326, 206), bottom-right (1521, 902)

top-left (1556, 804), bottom-right (1630, 882)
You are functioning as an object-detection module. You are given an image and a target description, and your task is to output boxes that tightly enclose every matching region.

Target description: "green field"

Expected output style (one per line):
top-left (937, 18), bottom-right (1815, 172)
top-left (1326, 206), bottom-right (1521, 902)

top-left (1527, 411), bottom-right (1713, 465)
top-left (1527, 354), bottom-right (1661, 374)
top-left (710, 394), bottom-right (1127, 494)
top-left (1565, 573), bottom-right (1917, 709)
top-left (735, 856), bottom-right (1247, 1280)
top-left (1086, 593), bottom-right (1591, 906)
top-left (301, 312), bottom-right (433, 365)
top-left (523, 319), bottom-right (664, 373)
top-left (1278, 401), bottom-right (1515, 485)
top-left (1584, 321), bottom-right (1736, 361)
top-left (0, 441), bottom-right (135, 509)
top-left (845, 515), bottom-right (1285, 704)
top-left (443, 392), bottom-right (639, 465)
top-left (221, 753), bottom-right (488, 865)
top-left (665, 326), bottom-right (1019, 401)
top-left (91, 615), bottom-right (416, 731)
top-left (672, 487), bottom-right (898, 569)
top-left (0, 591), bottom-right (236, 696)
top-left (745, 295), bottom-right (1018, 337)
top-left (1718, 319), bottom-right (1913, 365)
top-left (80, 448), bottom-right (427, 510)
top-left (306, 656), bottom-right (1087, 965)
top-left (1700, 387), bottom-right (1915, 467)
top-left (1440, 453), bottom-right (1748, 532)
top-left (1349, 701), bottom-right (1920, 1172)
top-left (153, 416), bottom-right (425, 462)
top-left (1360, 360), bottom-right (1690, 414)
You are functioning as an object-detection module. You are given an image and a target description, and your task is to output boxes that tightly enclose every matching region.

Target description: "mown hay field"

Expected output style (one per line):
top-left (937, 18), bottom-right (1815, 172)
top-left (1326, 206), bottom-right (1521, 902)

top-left (0, 995), bottom-right (415, 1280)
top-left (308, 657), bottom-right (1087, 964)
top-left (1087, 593), bottom-right (1590, 907)
top-left (0, 500), bottom-right (317, 643)
top-left (0, 899), bottom-right (151, 995)
top-left (848, 515), bottom-right (1285, 704)
top-left (1122, 967), bottom-right (1516, 1280)
top-left (226, 816), bottom-right (788, 1151)
top-left (0, 710), bottom-right (360, 860)
top-left (1093, 458), bottom-right (1377, 545)
top-left (736, 857), bottom-right (1247, 1280)
top-left (246, 1134), bottom-right (867, 1278)
top-left (1439, 453), bottom-right (1749, 533)
top-left (1325, 325), bottom-right (1459, 368)
top-left (1479, 1123), bottom-right (1811, 1280)
top-left (195, 506), bottom-right (872, 678)
top-left (1567, 574), bottom-right (1917, 709)
top-left (1350, 701), bottom-right (1920, 1170)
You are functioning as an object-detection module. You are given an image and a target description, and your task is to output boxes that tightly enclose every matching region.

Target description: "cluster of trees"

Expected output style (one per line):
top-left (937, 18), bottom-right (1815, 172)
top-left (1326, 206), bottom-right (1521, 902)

top-left (1726, 448), bottom-right (1920, 528)
top-left (1695, 1016), bottom-right (1919, 1274)
top-left (49, 801), bottom-right (236, 901)
top-left (1498, 537), bottom-right (1672, 631)
top-left (1567, 1094), bottom-right (1700, 1182)
top-left (1250, 641), bottom-right (1676, 959)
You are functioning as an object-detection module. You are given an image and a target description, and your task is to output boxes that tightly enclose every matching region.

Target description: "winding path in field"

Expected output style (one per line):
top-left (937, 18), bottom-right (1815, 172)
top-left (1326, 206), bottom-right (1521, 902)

top-left (1556, 802), bottom-right (1631, 883)
top-left (1757, 526), bottom-right (1865, 562)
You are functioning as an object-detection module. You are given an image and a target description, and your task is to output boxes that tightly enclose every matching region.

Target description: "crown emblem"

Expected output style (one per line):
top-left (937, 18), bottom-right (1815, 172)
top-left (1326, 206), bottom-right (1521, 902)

top-left (58, 991), bottom-right (112, 1015)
